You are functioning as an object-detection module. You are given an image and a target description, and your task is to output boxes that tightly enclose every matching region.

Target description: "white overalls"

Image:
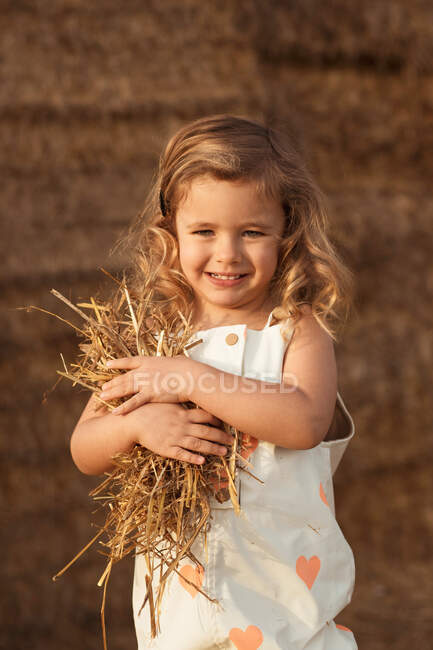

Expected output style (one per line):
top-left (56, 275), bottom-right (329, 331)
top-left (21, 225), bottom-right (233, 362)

top-left (133, 313), bottom-right (357, 649)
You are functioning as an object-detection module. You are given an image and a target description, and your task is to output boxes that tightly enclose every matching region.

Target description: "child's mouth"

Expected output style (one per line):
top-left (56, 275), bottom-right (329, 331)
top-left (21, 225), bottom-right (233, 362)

top-left (205, 272), bottom-right (248, 286)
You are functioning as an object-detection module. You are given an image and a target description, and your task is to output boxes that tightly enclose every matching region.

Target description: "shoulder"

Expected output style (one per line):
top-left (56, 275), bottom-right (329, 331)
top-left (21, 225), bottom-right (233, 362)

top-left (285, 304), bottom-right (334, 352)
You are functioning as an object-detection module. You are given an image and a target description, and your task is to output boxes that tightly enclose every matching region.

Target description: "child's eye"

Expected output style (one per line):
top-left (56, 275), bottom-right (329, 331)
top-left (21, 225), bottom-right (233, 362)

top-left (243, 230), bottom-right (263, 237)
top-left (192, 230), bottom-right (264, 237)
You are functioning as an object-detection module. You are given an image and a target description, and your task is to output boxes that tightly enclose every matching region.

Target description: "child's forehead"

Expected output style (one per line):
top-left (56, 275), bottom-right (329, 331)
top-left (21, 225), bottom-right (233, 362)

top-left (176, 175), bottom-right (281, 211)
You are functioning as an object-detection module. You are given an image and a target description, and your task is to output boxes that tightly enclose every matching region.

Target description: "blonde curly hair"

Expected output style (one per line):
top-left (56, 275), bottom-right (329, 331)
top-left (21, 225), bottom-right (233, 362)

top-left (113, 114), bottom-right (355, 341)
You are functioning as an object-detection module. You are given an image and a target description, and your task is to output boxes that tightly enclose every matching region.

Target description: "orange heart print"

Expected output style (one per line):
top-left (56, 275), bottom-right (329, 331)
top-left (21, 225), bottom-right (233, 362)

top-left (319, 482), bottom-right (329, 507)
top-left (178, 564), bottom-right (204, 598)
top-left (229, 625), bottom-right (264, 649)
top-left (296, 555), bottom-right (321, 589)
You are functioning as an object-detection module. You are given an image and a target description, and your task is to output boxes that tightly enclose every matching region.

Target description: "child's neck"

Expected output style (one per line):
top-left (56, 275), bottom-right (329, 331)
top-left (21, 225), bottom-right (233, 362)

top-left (191, 297), bottom-right (276, 332)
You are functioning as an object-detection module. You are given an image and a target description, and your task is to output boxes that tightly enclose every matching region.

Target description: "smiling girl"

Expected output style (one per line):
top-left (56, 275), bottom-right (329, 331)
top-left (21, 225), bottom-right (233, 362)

top-left (70, 114), bottom-right (357, 648)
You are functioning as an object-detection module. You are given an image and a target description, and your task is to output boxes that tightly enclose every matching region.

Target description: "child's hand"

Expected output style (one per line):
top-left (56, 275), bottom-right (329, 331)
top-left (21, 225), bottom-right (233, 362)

top-left (99, 355), bottom-right (193, 415)
top-left (123, 402), bottom-right (233, 465)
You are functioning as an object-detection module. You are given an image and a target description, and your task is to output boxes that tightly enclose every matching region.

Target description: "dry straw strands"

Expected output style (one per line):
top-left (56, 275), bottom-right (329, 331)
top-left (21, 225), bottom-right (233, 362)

top-left (22, 269), bottom-right (258, 649)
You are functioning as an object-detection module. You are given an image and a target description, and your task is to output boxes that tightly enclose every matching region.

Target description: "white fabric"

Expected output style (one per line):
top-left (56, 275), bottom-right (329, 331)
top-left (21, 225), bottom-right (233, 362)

top-left (133, 314), bottom-right (357, 649)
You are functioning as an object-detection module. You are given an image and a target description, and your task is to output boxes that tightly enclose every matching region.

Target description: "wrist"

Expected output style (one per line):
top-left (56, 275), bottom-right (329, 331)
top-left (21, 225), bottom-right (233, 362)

top-left (175, 355), bottom-right (196, 402)
top-left (180, 356), bottom-right (218, 403)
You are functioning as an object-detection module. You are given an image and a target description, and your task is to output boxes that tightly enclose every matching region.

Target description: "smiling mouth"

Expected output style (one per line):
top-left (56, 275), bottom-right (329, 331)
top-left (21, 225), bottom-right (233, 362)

top-left (205, 272), bottom-right (248, 279)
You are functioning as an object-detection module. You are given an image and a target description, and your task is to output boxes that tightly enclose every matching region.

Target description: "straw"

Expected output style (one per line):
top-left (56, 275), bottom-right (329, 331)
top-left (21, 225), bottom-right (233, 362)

top-left (22, 269), bottom-right (261, 649)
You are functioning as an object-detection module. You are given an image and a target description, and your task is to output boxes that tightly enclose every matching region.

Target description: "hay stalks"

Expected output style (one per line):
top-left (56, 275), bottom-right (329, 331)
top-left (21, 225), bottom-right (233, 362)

top-left (22, 269), bottom-right (258, 649)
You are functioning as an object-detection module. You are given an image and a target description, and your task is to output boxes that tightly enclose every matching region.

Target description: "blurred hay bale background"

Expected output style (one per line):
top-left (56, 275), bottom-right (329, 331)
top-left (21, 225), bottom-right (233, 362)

top-left (1, 1), bottom-right (432, 648)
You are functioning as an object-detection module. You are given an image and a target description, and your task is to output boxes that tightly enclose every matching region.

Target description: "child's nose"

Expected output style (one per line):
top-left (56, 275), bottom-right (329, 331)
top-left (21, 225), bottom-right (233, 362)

top-left (215, 235), bottom-right (242, 263)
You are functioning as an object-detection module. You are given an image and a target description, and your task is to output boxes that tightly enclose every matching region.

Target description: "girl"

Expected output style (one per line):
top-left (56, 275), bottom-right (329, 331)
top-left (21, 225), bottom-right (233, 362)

top-left (71, 114), bottom-right (357, 649)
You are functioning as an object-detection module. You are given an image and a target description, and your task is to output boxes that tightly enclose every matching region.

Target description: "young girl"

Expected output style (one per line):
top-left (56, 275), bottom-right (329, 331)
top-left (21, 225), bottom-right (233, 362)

top-left (71, 114), bottom-right (357, 649)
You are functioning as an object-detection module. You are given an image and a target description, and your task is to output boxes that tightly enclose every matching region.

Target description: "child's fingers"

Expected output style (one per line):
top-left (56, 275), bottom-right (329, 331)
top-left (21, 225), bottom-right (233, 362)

top-left (182, 436), bottom-right (227, 457)
top-left (172, 447), bottom-right (205, 465)
top-left (191, 424), bottom-right (233, 446)
top-left (100, 371), bottom-right (138, 399)
top-left (102, 367), bottom-right (159, 398)
top-left (188, 408), bottom-right (223, 428)
top-left (111, 393), bottom-right (148, 415)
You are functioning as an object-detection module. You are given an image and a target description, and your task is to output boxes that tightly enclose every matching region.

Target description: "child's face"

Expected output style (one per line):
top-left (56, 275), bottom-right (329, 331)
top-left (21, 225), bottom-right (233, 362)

top-left (175, 176), bottom-right (285, 319)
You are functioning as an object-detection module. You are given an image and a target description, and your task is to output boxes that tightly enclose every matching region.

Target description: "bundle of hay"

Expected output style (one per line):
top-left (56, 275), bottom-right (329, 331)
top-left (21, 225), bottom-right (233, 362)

top-left (24, 270), bottom-right (257, 649)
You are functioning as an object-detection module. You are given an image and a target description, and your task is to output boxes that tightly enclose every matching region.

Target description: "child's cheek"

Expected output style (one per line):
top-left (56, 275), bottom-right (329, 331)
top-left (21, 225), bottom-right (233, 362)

top-left (178, 241), bottom-right (207, 277)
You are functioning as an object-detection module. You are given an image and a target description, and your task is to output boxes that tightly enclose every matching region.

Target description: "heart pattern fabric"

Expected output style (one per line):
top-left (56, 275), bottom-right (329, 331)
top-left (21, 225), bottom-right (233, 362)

top-left (229, 625), bottom-right (263, 649)
top-left (296, 555), bottom-right (321, 590)
top-left (178, 564), bottom-right (204, 598)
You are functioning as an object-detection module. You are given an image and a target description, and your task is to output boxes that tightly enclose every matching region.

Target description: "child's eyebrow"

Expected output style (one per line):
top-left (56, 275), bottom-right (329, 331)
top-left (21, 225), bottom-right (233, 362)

top-left (187, 220), bottom-right (272, 230)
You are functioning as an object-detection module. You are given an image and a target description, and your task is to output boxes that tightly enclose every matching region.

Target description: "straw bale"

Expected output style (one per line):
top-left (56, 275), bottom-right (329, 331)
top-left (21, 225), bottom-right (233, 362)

top-left (260, 67), bottom-right (433, 183)
top-left (0, 503), bottom-right (136, 649)
top-left (0, 1), bottom-right (258, 114)
top-left (333, 462), bottom-right (433, 648)
top-left (248, 0), bottom-right (433, 74)
top-left (2, 0), bottom-right (432, 118)
top-left (1, 68), bottom-right (430, 181)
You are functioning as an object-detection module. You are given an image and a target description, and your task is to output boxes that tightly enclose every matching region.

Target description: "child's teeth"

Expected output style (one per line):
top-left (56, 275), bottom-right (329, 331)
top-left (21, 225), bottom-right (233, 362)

top-left (211, 273), bottom-right (242, 279)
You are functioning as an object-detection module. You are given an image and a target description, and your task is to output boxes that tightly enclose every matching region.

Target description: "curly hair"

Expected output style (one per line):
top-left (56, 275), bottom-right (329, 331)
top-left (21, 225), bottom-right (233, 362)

top-left (112, 114), bottom-right (355, 341)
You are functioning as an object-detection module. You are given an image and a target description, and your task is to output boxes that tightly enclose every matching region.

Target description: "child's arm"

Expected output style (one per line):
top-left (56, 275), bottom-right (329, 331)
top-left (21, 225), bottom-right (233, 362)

top-left (70, 395), bottom-right (232, 475)
top-left (102, 307), bottom-right (337, 450)
top-left (185, 307), bottom-right (337, 449)
top-left (70, 394), bottom-right (133, 475)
